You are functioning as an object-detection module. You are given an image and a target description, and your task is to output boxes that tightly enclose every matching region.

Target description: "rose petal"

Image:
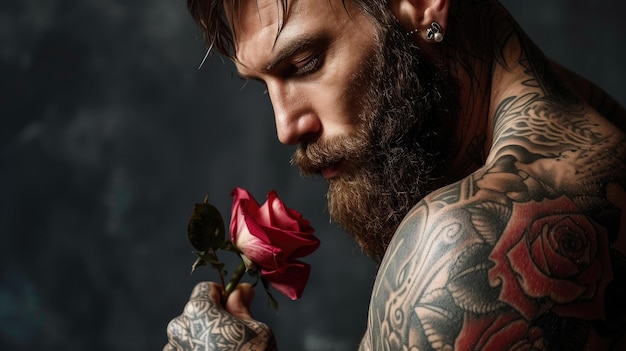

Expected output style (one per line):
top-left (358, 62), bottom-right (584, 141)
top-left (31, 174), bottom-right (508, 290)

top-left (456, 312), bottom-right (545, 350)
top-left (261, 226), bottom-right (320, 258)
top-left (508, 236), bottom-right (585, 304)
top-left (240, 199), bottom-right (272, 243)
top-left (237, 235), bottom-right (284, 269)
top-left (230, 188), bottom-right (261, 242)
top-left (489, 195), bottom-right (612, 322)
top-left (283, 233), bottom-right (320, 258)
top-left (266, 191), bottom-right (305, 232)
top-left (256, 193), bottom-right (273, 227)
top-left (260, 260), bottom-right (311, 300)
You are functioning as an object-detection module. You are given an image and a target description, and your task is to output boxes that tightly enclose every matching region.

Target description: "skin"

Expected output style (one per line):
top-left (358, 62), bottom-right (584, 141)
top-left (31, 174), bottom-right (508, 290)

top-left (164, 282), bottom-right (276, 351)
top-left (165, 0), bottom-right (626, 349)
top-left (232, 0), bottom-right (376, 147)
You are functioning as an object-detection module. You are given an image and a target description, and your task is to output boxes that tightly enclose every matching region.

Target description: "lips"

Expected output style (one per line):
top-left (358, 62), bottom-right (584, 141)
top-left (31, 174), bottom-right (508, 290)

top-left (293, 142), bottom-right (349, 179)
top-left (321, 161), bottom-right (342, 179)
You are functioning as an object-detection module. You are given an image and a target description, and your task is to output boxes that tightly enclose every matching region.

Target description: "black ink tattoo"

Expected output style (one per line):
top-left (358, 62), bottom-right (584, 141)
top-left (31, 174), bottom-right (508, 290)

top-left (362, 1), bottom-right (626, 349)
top-left (164, 283), bottom-right (277, 351)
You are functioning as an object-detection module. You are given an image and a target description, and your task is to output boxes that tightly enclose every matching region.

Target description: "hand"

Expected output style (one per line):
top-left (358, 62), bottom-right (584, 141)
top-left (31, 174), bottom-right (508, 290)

top-left (164, 282), bottom-right (277, 351)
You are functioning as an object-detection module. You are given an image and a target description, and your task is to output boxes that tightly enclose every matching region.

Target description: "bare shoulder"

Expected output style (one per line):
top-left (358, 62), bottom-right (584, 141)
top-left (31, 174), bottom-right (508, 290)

top-left (363, 151), bottom-right (626, 350)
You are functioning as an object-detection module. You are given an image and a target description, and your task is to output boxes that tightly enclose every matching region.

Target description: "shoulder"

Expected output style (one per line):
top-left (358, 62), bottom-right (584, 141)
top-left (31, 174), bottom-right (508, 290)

top-left (364, 155), bottom-right (626, 350)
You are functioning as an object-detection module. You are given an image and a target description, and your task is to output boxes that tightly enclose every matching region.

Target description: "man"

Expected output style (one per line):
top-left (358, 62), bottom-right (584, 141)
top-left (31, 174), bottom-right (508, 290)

top-left (165, 0), bottom-right (626, 349)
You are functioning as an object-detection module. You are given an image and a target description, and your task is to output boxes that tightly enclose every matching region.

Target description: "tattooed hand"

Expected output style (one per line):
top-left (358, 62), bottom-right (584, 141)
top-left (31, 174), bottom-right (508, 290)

top-left (163, 282), bottom-right (277, 351)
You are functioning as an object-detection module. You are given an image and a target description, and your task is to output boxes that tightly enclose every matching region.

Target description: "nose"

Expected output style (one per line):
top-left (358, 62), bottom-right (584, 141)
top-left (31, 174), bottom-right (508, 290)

top-left (267, 81), bottom-right (321, 145)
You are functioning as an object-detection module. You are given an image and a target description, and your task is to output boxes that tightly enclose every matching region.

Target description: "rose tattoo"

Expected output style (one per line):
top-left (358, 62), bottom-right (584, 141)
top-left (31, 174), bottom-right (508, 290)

top-left (488, 195), bottom-right (613, 321)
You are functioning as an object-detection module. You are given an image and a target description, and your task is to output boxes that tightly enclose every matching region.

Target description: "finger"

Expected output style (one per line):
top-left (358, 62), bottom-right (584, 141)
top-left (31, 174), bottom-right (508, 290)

top-left (165, 316), bottom-right (190, 349)
top-left (189, 281), bottom-right (225, 304)
top-left (225, 283), bottom-right (256, 319)
top-left (184, 282), bottom-right (226, 319)
top-left (189, 281), bottom-right (219, 300)
top-left (206, 281), bottom-right (224, 303)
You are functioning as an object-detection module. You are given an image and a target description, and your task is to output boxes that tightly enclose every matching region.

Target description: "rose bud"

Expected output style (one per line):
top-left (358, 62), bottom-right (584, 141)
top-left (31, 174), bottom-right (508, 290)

top-left (229, 187), bottom-right (319, 300)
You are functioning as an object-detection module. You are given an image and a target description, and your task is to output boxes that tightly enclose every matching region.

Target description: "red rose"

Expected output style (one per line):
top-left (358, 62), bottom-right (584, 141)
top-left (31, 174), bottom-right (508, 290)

top-left (488, 196), bottom-right (613, 321)
top-left (229, 187), bottom-right (319, 300)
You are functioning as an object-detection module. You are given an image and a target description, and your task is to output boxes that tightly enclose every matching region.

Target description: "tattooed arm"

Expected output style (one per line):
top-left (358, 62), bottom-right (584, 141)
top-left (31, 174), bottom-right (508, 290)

top-left (164, 282), bottom-right (276, 351)
top-left (362, 178), bottom-right (513, 351)
top-left (360, 150), bottom-right (626, 350)
top-left (356, 20), bottom-right (626, 347)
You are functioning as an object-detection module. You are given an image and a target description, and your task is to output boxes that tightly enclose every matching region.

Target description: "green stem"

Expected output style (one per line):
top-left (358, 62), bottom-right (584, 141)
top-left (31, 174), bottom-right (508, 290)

top-left (211, 248), bottom-right (226, 289)
top-left (222, 260), bottom-right (247, 305)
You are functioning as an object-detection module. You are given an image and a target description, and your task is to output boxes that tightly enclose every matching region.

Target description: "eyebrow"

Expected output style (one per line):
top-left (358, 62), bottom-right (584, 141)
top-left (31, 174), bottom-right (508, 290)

top-left (266, 35), bottom-right (315, 71)
top-left (236, 34), bottom-right (322, 81)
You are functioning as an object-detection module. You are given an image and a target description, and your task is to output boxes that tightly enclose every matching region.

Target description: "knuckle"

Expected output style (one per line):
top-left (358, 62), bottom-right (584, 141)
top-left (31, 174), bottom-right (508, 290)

top-left (166, 316), bottom-right (187, 340)
top-left (244, 319), bottom-right (274, 338)
top-left (190, 281), bottom-right (212, 299)
top-left (183, 298), bottom-right (212, 317)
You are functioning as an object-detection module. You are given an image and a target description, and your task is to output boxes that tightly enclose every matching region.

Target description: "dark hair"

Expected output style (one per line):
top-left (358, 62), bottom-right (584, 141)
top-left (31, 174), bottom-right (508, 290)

top-left (186, 0), bottom-right (389, 58)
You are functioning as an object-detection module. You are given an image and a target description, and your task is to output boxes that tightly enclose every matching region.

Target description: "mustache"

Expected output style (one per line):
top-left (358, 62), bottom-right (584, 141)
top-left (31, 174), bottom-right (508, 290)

top-left (291, 130), bottom-right (369, 176)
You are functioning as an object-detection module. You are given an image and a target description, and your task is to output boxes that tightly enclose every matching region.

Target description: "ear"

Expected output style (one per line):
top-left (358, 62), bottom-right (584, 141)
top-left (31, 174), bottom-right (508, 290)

top-left (388, 0), bottom-right (450, 38)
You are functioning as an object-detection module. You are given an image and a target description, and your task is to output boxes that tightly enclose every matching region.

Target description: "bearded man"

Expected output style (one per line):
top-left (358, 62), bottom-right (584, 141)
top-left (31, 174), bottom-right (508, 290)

top-left (164, 0), bottom-right (626, 349)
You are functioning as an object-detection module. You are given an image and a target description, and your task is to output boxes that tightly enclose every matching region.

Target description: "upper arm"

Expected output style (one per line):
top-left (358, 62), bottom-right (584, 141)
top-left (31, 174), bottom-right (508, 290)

top-left (362, 154), bottom-right (625, 350)
top-left (364, 177), bottom-right (507, 350)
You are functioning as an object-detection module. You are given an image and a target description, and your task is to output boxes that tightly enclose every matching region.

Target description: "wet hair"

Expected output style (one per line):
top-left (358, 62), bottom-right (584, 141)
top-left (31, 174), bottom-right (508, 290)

top-left (186, 0), bottom-right (390, 58)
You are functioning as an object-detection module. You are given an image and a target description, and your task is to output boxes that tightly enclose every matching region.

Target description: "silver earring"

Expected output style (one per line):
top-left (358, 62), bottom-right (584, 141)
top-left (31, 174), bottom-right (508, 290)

top-left (426, 22), bottom-right (444, 42)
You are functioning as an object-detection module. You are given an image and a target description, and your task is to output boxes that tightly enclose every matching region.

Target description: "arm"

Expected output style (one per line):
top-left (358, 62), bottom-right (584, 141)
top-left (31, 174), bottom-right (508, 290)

top-left (357, 20), bottom-right (626, 349)
top-left (164, 282), bottom-right (277, 351)
top-left (357, 49), bottom-right (626, 347)
top-left (361, 152), bottom-right (624, 350)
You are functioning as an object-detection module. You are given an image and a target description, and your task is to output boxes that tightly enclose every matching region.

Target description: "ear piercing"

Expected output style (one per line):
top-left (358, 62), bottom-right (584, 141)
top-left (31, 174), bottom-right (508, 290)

top-left (426, 22), bottom-right (444, 42)
top-left (407, 22), bottom-right (444, 42)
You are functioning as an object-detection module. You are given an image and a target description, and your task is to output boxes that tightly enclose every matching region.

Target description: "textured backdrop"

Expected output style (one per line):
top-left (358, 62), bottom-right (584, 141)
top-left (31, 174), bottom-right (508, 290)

top-left (1, 1), bottom-right (625, 350)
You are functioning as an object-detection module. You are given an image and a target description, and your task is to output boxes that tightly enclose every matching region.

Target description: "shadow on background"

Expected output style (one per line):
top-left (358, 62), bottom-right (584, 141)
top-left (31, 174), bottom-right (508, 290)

top-left (0, 0), bottom-right (624, 350)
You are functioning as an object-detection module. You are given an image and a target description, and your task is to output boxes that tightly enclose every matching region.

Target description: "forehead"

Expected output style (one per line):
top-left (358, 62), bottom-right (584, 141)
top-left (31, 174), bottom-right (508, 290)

top-left (227, 0), bottom-right (363, 69)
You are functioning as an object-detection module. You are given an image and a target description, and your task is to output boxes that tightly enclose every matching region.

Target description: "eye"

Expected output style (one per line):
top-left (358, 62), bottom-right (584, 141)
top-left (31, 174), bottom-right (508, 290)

top-left (293, 52), bottom-right (322, 77)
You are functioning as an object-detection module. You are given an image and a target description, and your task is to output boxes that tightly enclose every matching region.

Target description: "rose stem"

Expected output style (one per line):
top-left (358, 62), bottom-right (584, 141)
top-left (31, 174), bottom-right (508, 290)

top-left (211, 248), bottom-right (226, 289)
top-left (222, 260), bottom-right (246, 305)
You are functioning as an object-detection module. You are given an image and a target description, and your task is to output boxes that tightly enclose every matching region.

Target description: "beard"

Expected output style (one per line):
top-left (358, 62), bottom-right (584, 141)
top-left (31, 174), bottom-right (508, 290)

top-left (293, 18), bottom-right (460, 262)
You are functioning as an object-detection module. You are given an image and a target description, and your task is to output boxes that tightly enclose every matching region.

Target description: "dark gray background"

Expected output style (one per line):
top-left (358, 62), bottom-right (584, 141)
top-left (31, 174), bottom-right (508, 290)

top-left (1, 1), bottom-right (624, 350)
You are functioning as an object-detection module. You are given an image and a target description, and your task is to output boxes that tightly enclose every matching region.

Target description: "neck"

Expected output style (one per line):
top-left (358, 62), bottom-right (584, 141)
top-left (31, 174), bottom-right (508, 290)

top-left (435, 0), bottom-right (524, 180)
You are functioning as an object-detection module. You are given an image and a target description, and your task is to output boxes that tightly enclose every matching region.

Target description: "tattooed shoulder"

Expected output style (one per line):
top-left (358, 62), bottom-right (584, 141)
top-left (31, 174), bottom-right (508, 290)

top-left (363, 152), bottom-right (626, 350)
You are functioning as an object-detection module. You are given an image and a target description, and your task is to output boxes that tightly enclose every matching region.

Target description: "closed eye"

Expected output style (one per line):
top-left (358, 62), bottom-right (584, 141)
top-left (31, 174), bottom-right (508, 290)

top-left (293, 52), bottom-right (322, 77)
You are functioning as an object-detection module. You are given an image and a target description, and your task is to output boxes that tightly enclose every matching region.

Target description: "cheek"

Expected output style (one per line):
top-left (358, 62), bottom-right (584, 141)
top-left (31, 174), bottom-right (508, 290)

top-left (303, 75), bottom-right (360, 134)
top-left (346, 65), bottom-right (377, 121)
top-left (309, 25), bottom-right (379, 133)
top-left (316, 63), bottom-right (376, 131)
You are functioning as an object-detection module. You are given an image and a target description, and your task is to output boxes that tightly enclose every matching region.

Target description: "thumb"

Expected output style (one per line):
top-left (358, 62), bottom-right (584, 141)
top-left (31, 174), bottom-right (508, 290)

top-left (224, 283), bottom-right (255, 319)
